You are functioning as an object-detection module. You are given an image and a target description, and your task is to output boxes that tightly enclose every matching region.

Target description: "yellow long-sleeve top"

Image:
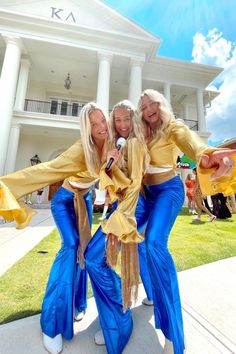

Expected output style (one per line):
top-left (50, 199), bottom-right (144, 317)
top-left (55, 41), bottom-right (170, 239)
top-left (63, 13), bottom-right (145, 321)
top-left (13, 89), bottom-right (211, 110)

top-left (100, 137), bottom-right (146, 244)
top-left (0, 140), bottom-right (97, 228)
top-left (147, 119), bottom-right (236, 196)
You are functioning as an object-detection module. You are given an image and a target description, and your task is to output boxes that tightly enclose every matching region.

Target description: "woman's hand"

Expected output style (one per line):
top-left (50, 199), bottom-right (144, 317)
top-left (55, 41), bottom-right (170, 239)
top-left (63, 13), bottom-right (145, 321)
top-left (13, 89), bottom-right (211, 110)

top-left (107, 233), bottom-right (118, 246)
top-left (200, 150), bottom-right (236, 180)
top-left (106, 149), bottom-right (121, 169)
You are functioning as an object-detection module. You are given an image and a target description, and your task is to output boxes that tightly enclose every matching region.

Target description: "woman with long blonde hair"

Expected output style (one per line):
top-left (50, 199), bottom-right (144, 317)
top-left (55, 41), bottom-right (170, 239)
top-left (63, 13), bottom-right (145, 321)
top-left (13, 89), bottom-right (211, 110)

top-left (133, 89), bottom-right (236, 354)
top-left (85, 99), bottom-right (152, 353)
top-left (0, 102), bottom-right (112, 354)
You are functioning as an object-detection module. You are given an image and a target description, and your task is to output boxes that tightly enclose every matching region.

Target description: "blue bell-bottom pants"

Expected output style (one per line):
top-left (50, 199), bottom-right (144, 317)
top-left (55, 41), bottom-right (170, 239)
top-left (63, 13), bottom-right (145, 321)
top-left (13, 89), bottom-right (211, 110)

top-left (40, 186), bottom-right (92, 340)
top-left (85, 193), bottom-right (153, 354)
top-left (85, 176), bottom-right (185, 354)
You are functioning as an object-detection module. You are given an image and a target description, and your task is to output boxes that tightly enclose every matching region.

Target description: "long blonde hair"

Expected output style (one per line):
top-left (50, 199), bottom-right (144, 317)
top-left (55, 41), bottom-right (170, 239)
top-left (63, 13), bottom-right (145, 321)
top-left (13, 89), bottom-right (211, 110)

top-left (137, 89), bottom-right (175, 140)
top-left (109, 99), bottom-right (149, 171)
top-left (80, 102), bottom-right (108, 177)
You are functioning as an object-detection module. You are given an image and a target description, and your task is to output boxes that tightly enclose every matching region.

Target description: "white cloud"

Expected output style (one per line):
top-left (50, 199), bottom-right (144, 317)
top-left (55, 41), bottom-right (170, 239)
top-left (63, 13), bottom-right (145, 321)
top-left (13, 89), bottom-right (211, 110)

top-left (192, 29), bottom-right (236, 144)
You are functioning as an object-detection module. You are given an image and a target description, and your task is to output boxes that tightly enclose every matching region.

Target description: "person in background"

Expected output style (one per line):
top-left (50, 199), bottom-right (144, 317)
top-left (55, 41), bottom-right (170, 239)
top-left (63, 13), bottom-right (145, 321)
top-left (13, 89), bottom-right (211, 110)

top-left (98, 189), bottom-right (110, 221)
top-left (211, 193), bottom-right (232, 219)
top-left (227, 193), bottom-right (236, 214)
top-left (192, 168), bottom-right (216, 222)
top-left (184, 173), bottom-right (197, 214)
top-left (36, 187), bottom-right (44, 204)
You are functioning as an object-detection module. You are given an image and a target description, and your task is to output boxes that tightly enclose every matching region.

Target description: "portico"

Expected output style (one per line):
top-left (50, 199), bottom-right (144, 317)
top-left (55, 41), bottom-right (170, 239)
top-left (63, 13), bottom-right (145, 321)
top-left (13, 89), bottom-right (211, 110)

top-left (0, 0), bottom-right (222, 178)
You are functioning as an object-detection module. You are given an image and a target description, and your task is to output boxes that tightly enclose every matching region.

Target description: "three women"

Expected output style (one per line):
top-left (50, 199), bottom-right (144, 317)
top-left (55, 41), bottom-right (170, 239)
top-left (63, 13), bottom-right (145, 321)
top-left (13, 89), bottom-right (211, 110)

top-left (1, 90), bottom-right (235, 354)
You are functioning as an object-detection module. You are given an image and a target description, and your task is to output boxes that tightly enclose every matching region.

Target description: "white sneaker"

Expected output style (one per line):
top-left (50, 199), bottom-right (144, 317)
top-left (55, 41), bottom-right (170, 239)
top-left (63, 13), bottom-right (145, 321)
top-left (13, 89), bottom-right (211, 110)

top-left (192, 210), bottom-right (197, 215)
top-left (192, 216), bottom-right (201, 221)
top-left (74, 310), bottom-right (85, 321)
top-left (142, 297), bottom-right (154, 306)
top-left (94, 329), bottom-right (105, 345)
top-left (43, 333), bottom-right (63, 354)
top-left (163, 338), bottom-right (174, 354)
top-left (99, 215), bottom-right (106, 221)
top-left (208, 215), bottom-right (216, 222)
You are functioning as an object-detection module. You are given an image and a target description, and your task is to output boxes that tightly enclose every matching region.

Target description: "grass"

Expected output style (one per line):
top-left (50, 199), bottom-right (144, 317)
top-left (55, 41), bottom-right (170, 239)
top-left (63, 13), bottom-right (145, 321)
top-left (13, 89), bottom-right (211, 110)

top-left (0, 209), bottom-right (236, 324)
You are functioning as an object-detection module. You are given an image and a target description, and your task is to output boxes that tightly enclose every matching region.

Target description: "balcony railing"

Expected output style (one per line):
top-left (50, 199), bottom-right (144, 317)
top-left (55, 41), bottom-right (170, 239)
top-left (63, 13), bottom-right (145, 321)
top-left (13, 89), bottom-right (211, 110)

top-left (24, 99), bottom-right (86, 117)
top-left (174, 112), bottom-right (198, 131)
top-left (182, 119), bottom-right (198, 131)
top-left (23, 99), bottom-right (198, 130)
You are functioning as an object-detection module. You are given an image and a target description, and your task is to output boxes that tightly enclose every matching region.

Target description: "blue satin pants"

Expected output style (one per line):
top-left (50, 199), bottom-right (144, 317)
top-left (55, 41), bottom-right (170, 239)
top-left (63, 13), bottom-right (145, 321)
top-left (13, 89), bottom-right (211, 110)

top-left (142, 176), bottom-right (185, 354)
top-left (40, 187), bottom-right (92, 340)
top-left (86, 176), bottom-right (185, 354)
top-left (85, 193), bottom-right (153, 354)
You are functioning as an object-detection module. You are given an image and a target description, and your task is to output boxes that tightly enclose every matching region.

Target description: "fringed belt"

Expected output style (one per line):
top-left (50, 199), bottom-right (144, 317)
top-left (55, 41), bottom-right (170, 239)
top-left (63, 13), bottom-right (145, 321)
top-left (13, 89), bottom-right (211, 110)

top-left (62, 179), bottom-right (92, 268)
top-left (143, 169), bottom-right (177, 186)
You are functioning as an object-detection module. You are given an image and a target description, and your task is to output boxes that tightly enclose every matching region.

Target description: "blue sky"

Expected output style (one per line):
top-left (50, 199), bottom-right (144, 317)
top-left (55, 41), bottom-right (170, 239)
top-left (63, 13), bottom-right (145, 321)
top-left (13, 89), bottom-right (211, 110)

top-left (103, 0), bottom-right (236, 145)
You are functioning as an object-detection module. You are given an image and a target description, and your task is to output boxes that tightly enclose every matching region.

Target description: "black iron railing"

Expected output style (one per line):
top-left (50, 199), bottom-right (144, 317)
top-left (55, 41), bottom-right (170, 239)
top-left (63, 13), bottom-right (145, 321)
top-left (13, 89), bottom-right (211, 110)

top-left (23, 99), bottom-right (198, 130)
top-left (181, 119), bottom-right (198, 131)
top-left (24, 99), bottom-right (86, 117)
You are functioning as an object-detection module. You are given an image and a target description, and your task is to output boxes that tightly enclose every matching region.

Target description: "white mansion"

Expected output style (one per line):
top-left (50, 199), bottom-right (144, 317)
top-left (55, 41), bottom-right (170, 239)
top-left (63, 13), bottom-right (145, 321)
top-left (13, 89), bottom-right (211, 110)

top-left (0, 1), bottom-right (222, 198)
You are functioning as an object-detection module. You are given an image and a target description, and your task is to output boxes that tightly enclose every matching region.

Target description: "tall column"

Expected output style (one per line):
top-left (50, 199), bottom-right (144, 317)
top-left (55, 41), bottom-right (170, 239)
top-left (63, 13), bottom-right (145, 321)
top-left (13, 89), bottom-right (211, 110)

top-left (0, 36), bottom-right (22, 175)
top-left (163, 82), bottom-right (171, 103)
top-left (96, 52), bottom-right (113, 113)
top-left (128, 58), bottom-right (143, 107)
top-left (4, 124), bottom-right (21, 174)
top-left (196, 88), bottom-right (206, 131)
top-left (14, 57), bottom-right (31, 111)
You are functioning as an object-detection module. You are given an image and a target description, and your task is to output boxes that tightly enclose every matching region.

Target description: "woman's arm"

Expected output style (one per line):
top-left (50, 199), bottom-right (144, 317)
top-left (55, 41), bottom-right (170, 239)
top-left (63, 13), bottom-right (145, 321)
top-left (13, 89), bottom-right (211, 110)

top-left (0, 140), bottom-right (87, 227)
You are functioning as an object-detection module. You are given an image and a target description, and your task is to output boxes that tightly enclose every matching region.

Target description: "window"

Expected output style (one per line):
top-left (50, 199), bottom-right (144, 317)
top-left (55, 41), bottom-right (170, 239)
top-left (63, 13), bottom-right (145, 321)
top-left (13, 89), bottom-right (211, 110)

top-left (72, 102), bottom-right (79, 116)
top-left (50, 100), bottom-right (58, 114)
top-left (60, 101), bottom-right (68, 115)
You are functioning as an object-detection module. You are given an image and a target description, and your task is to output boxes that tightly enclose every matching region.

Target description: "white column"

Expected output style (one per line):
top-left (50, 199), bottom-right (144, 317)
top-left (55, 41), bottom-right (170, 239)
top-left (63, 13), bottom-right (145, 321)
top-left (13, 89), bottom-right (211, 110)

top-left (4, 124), bottom-right (21, 174)
top-left (96, 53), bottom-right (113, 113)
top-left (163, 82), bottom-right (171, 103)
top-left (0, 36), bottom-right (22, 175)
top-left (14, 57), bottom-right (31, 111)
top-left (128, 59), bottom-right (143, 107)
top-left (196, 88), bottom-right (206, 131)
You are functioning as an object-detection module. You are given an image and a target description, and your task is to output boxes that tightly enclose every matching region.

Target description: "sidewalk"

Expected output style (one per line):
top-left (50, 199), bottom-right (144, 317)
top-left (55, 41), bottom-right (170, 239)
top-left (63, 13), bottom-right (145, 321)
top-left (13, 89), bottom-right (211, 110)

top-left (0, 209), bottom-right (55, 276)
top-left (0, 211), bottom-right (236, 353)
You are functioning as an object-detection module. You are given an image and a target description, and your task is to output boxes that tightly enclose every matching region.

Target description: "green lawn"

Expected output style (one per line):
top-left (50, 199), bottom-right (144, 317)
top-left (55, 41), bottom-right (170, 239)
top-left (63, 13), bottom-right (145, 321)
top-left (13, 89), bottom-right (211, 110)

top-left (0, 209), bottom-right (236, 324)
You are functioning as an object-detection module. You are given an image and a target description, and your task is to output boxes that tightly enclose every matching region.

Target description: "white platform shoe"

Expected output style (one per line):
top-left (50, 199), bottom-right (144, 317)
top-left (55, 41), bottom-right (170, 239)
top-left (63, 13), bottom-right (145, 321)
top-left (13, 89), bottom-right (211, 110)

top-left (43, 333), bottom-right (63, 354)
top-left (94, 329), bottom-right (105, 345)
top-left (74, 310), bottom-right (86, 321)
top-left (163, 338), bottom-right (174, 354)
top-left (142, 297), bottom-right (154, 306)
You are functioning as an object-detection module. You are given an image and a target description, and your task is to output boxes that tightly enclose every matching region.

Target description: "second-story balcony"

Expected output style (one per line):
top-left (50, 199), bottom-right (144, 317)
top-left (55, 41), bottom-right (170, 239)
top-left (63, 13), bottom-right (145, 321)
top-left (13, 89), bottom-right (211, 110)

top-left (24, 99), bottom-right (86, 117)
top-left (23, 99), bottom-right (198, 131)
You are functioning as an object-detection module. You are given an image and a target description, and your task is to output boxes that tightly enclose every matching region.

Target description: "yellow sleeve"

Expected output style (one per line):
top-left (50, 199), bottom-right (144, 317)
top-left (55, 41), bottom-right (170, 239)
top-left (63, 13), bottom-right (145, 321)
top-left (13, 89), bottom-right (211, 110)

top-left (167, 119), bottom-right (213, 162)
top-left (167, 120), bottom-right (236, 196)
top-left (0, 140), bottom-right (87, 228)
top-left (102, 138), bottom-right (145, 243)
top-left (197, 154), bottom-right (236, 196)
top-left (99, 164), bottom-right (131, 203)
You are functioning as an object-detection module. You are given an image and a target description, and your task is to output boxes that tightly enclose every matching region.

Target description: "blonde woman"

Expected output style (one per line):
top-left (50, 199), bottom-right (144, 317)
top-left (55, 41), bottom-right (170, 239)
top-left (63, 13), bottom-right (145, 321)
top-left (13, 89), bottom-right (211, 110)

top-left (0, 102), bottom-right (112, 354)
top-left (85, 100), bottom-right (151, 354)
top-left (134, 89), bottom-right (236, 354)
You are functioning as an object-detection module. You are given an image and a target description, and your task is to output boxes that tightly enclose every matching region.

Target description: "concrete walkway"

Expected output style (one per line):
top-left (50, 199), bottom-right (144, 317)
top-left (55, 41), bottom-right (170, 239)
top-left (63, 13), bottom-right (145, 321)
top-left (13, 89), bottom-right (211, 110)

top-left (0, 209), bottom-right (55, 277)
top-left (0, 210), bottom-right (236, 353)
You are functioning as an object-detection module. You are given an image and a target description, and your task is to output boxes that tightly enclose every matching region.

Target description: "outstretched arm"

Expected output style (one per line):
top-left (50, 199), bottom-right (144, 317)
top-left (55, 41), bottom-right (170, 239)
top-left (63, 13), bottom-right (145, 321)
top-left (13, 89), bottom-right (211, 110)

top-left (200, 150), bottom-right (236, 180)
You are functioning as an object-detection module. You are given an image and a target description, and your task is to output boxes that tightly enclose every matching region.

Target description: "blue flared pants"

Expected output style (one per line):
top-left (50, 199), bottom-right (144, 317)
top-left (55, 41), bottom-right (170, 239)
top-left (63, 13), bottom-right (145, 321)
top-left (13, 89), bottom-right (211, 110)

top-left (40, 187), bottom-right (92, 340)
top-left (85, 176), bottom-right (185, 354)
top-left (85, 193), bottom-right (153, 354)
